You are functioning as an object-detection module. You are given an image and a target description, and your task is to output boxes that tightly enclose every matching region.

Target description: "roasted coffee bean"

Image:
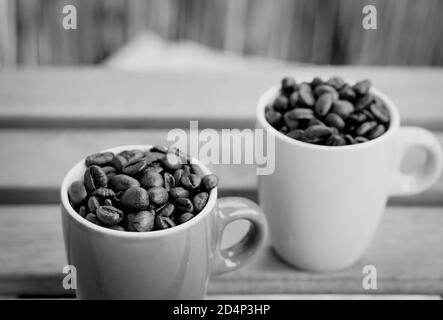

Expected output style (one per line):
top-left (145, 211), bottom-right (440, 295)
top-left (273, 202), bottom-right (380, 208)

top-left (310, 77), bottom-right (323, 88)
top-left (280, 126), bottom-right (289, 134)
top-left (191, 164), bottom-right (205, 178)
top-left (287, 129), bottom-right (304, 140)
top-left (155, 216), bottom-right (176, 230)
top-left (114, 191), bottom-right (124, 202)
top-left (193, 192), bottom-right (209, 213)
top-left (122, 159), bottom-right (147, 176)
top-left (132, 210), bottom-right (155, 232)
top-left (150, 145), bottom-right (168, 154)
top-left (183, 164), bottom-right (192, 175)
top-left (144, 151), bottom-right (166, 164)
top-left (348, 112), bottom-right (368, 124)
top-left (369, 103), bottom-right (390, 123)
top-left (111, 155), bottom-right (128, 171)
top-left (126, 150), bottom-right (145, 166)
top-left (344, 134), bottom-right (355, 145)
top-left (160, 152), bottom-right (183, 170)
top-left (339, 85), bottom-right (357, 100)
top-left (353, 79), bottom-right (371, 95)
top-left (202, 174), bottom-right (218, 191)
top-left (102, 166), bottom-right (117, 179)
top-left (125, 213), bottom-right (137, 231)
top-left (273, 95), bottom-right (289, 113)
top-left (299, 135), bottom-right (322, 144)
top-left (177, 212), bottom-right (195, 225)
top-left (180, 174), bottom-right (201, 190)
top-left (109, 174), bottom-right (140, 192)
top-left (96, 206), bottom-right (123, 226)
top-left (84, 165), bottom-right (108, 192)
top-left (85, 152), bottom-right (114, 167)
top-left (157, 203), bottom-right (175, 217)
top-left (145, 162), bottom-right (163, 174)
top-left (68, 181), bottom-right (88, 206)
top-left (281, 77), bottom-right (297, 95)
top-left (305, 125), bottom-right (334, 138)
top-left (140, 171), bottom-right (164, 189)
top-left (173, 168), bottom-right (185, 183)
top-left (163, 172), bottom-right (176, 191)
top-left (331, 100), bottom-right (354, 118)
top-left (367, 124), bottom-right (386, 139)
top-left (265, 107), bottom-right (283, 128)
top-left (326, 134), bottom-right (346, 146)
top-left (160, 153), bottom-right (184, 171)
top-left (85, 213), bottom-right (102, 226)
top-left (118, 150), bottom-right (133, 160)
top-left (308, 118), bottom-right (325, 127)
top-left (298, 83), bottom-right (315, 107)
top-left (355, 121), bottom-right (378, 136)
top-left (326, 76), bottom-right (345, 90)
top-left (324, 113), bottom-right (345, 130)
top-left (104, 199), bottom-right (113, 206)
top-left (314, 93), bottom-right (333, 116)
top-left (283, 111), bottom-right (300, 130)
top-left (362, 108), bottom-right (376, 120)
top-left (92, 187), bottom-right (115, 198)
top-left (108, 225), bottom-right (125, 231)
top-left (147, 186), bottom-right (169, 206)
top-left (174, 197), bottom-right (194, 213)
top-left (121, 187), bottom-right (150, 210)
top-left (169, 187), bottom-right (190, 199)
top-left (313, 84), bottom-right (339, 100)
top-left (287, 108), bottom-right (315, 120)
top-left (354, 94), bottom-right (373, 111)
top-left (87, 196), bottom-right (101, 213)
top-left (354, 136), bottom-right (369, 143)
top-left (78, 206), bottom-right (87, 218)
top-left (288, 92), bottom-right (299, 109)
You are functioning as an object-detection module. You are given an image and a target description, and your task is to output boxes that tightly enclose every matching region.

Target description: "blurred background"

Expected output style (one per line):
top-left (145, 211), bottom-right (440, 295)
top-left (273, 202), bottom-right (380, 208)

top-left (0, 0), bottom-right (442, 67)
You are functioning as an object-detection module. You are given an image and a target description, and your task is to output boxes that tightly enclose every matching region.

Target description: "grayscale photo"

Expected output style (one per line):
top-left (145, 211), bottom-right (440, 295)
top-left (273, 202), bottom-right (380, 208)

top-left (0, 0), bottom-right (442, 308)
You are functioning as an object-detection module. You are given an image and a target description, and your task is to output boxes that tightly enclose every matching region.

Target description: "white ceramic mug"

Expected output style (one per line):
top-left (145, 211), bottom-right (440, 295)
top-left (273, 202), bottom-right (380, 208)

top-left (61, 145), bottom-right (268, 299)
top-left (256, 80), bottom-right (442, 272)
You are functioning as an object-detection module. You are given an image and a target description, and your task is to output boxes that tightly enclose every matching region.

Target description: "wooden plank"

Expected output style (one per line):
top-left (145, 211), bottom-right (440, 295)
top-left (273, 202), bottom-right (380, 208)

top-left (0, 205), bottom-right (442, 296)
top-left (0, 129), bottom-right (442, 205)
top-left (0, 0), bottom-right (17, 66)
top-left (0, 68), bottom-right (442, 130)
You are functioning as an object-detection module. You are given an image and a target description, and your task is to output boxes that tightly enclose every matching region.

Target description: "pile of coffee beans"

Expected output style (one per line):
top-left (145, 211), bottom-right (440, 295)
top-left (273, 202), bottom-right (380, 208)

top-left (265, 76), bottom-right (390, 146)
top-left (68, 146), bottom-right (218, 232)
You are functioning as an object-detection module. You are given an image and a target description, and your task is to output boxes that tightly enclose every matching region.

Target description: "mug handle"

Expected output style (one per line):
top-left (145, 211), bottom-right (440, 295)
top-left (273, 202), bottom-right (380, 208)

top-left (211, 197), bottom-right (268, 276)
top-left (389, 127), bottom-right (442, 196)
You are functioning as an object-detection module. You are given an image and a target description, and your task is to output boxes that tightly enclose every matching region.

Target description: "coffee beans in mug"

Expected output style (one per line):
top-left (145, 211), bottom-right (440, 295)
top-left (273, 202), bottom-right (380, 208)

top-left (68, 146), bottom-right (219, 232)
top-left (265, 76), bottom-right (391, 146)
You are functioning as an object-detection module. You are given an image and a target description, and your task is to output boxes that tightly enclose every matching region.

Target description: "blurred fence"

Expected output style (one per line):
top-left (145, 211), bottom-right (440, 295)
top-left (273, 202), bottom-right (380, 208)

top-left (0, 0), bottom-right (442, 66)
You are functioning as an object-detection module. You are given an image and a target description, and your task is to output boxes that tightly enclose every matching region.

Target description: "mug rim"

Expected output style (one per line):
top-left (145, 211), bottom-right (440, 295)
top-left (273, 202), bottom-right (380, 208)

top-left (60, 144), bottom-right (218, 238)
top-left (256, 77), bottom-right (401, 151)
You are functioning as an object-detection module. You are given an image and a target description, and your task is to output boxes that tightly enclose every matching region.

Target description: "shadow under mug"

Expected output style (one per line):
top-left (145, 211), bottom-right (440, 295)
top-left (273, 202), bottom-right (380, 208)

top-left (256, 79), bottom-right (442, 272)
top-left (60, 145), bottom-right (268, 299)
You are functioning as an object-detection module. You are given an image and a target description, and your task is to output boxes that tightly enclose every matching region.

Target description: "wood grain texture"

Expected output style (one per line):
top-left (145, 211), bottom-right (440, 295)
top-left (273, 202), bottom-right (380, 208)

top-left (0, 68), bottom-right (443, 130)
top-left (0, 129), bottom-right (441, 205)
top-left (0, 205), bottom-right (442, 296)
top-left (3, 0), bottom-right (443, 66)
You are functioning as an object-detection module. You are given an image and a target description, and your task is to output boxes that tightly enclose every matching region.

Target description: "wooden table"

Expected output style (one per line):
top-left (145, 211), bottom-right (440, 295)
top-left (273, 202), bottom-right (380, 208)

top-left (0, 67), bottom-right (442, 298)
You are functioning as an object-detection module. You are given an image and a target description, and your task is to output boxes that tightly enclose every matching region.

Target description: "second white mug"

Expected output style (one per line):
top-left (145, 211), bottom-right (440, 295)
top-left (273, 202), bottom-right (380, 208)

top-left (256, 79), bottom-right (442, 272)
